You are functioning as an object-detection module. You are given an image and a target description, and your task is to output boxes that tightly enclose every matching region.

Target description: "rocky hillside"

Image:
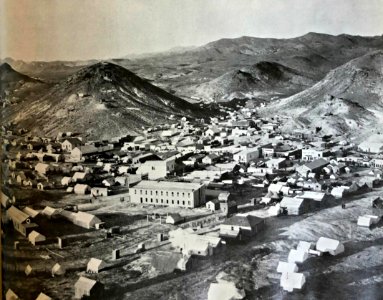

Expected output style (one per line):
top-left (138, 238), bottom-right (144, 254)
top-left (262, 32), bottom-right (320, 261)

top-left (7, 62), bottom-right (202, 139)
top-left (186, 61), bottom-right (315, 102)
top-left (261, 51), bottom-right (383, 136)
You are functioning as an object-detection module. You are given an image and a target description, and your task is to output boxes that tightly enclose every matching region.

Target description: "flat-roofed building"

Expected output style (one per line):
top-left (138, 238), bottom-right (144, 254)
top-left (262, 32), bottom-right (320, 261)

top-left (129, 180), bottom-right (206, 208)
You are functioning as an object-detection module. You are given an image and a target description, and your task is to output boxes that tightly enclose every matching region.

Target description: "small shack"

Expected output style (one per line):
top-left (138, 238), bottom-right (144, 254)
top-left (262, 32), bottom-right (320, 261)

top-left (6, 206), bottom-right (38, 236)
top-left (357, 215), bottom-right (380, 227)
top-left (165, 213), bottom-right (184, 225)
top-left (28, 230), bottom-right (46, 246)
top-left (86, 258), bottom-right (106, 273)
top-left (74, 276), bottom-right (104, 299)
top-left (287, 249), bottom-right (308, 264)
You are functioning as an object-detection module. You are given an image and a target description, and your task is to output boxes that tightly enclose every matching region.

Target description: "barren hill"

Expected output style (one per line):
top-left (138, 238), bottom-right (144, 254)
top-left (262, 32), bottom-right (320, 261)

top-left (260, 51), bottom-right (383, 136)
top-left (7, 62), bottom-right (202, 139)
top-left (186, 61), bottom-right (315, 102)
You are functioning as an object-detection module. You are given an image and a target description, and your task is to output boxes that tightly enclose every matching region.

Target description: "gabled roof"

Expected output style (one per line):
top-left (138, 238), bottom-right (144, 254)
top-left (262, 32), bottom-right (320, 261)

top-left (304, 158), bottom-right (329, 170)
top-left (7, 206), bottom-right (30, 224)
top-left (75, 276), bottom-right (98, 290)
top-left (63, 138), bottom-right (82, 145)
top-left (223, 215), bottom-right (263, 228)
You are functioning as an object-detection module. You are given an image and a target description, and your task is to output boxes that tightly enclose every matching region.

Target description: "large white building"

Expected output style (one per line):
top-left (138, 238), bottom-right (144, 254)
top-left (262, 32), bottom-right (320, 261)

top-left (129, 180), bottom-right (206, 208)
top-left (136, 157), bottom-right (175, 180)
top-left (233, 147), bottom-right (259, 163)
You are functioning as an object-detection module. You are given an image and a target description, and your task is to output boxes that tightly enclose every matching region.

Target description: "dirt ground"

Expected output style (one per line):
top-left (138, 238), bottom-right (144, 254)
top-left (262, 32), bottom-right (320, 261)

top-left (3, 185), bottom-right (383, 299)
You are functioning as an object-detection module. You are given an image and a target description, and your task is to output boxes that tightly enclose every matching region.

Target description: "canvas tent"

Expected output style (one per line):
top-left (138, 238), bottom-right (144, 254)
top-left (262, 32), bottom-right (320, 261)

top-left (86, 258), bottom-right (106, 273)
top-left (28, 230), bottom-right (46, 246)
top-left (74, 276), bottom-right (104, 299)
top-left (35, 292), bottom-right (52, 300)
top-left (316, 237), bottom-right (344, 256)
top-left (51, 263), bottom-right (66, 276)
top-left (287, 249), bottom-right (308, 264)
top-left (207, 280), bottom-right (245, 300)
top-left (74, 211), bottom-right (101, 229)
top-left (357, 215), bottom-right (380, 227)
top-left (280, 272), bottom-right (306, 292)
top-left (277, 261), bottom-right (298, 273)
top-left (6, 289), bottom-right (20, 300)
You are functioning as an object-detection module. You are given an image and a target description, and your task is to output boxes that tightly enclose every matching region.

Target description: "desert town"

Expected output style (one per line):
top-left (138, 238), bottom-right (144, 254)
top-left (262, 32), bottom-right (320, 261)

top-left (2, 103), bottom-right (383, 299)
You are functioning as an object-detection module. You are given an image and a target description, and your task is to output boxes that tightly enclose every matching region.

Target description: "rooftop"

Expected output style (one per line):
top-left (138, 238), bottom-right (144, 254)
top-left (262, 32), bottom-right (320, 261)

top-left (133, 180), bottom-right (204, 191)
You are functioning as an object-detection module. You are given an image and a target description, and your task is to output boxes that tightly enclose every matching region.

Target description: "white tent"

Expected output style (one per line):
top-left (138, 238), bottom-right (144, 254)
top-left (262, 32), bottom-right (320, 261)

top-left (280, 272), bottom-right (306, 292)
top-left (51, 263), bottom-right (66, 276)
top-left (297, 241), bottom-right (313, 253)
top-left (277, 261), bottom-right (298, 273)
top-left (28, 231), bottom-right (46, 246)
top-left (6, 289), bottom-right (19, 300)
top-left (288, 249), bottom-right (308, 263)
top-left (316, 237), bottom-right (344, 256)
top-left (86, 258), bottom-right (106, 273)
top-left (35, 292), bottom-right (52, 300)
top-left (357, 215), bottom-right (380, 227)
top-left (207, 280), bottom-right (245, 300)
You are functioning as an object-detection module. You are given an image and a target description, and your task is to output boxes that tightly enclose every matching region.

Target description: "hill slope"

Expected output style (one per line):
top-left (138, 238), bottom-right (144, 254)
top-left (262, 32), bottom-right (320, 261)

top-left (260, 51), bottom-right (383, 136)
top-left (7, 62), bottom-right (202, 139)
top-left (186, 61), bottom-right (315, 102)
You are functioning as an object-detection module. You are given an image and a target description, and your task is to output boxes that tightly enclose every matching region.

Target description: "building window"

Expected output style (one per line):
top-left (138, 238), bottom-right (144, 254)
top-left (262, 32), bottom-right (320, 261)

top-left (166, 192), bottom-right (168, 196)
top-left (166, 200), bottom-right (169, 204)
top-left (156, 199), bottom-right (158, 203)
top-left (151, 198), bottom-right (153, 203)
top-left (182, 201), bottom-right (185, 205)
top-left (140, 190), bottom-right (142, 195)
top-left (182, 192), bottom-right (185, 197)
top-left (134, 190), bottom-right (137, 194)
top-left (177, 192), bottom-right (179, 196)
top-left (171, 192), bottom-right (174, 196)
top-left (150, 191), bottom-right (152, 195)
top-left (145, 191), bottom-right (147, 195)
top-left (172, 200), bottom-right (174, 204)
top-left (177, 200), bottom-right (179, 204)
top-left (188, 193), bottom-right (191, 198)
top-left (156, 191), bottom-right (158, 195)
top-left (188, 201), bottom-right (191, 205)
top-left (161, 199), bottom-right (163, 203)
top-left (161, 191), bottom-right (163, 196)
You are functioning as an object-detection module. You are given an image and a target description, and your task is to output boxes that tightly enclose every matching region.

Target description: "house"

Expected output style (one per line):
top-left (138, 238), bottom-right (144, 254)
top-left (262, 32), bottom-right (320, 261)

top-left (357, 215), bottom-right (380, 227)
top-left (316, 237), bottom-right (344, 256)
top-left (74, 211), bottom-right (102, 229)
top-left (296, 158), bottom-right (330, 177)
top-left (280, 197), bottom-right (308, 215)
top-left (129, 180), bottom-right (206, 208)
top-left (202, 154), bottom-right (220, 165)
top-left (28, 230), bottom-right (46, 246)
top-left (6, 206), bottom-right (38, 236)
top-left (70, 145), bottom-right (99, 161)
top-left (169, 228), bottom-right (222, 256)
top-left (165, 213), bottom-right (184, 225)
top-left (86, 258), bottom-right (106, 273)
top-left (219, 215), bottom-right (265, 239)
top-left (295, 191), bottom-right (334, 209)
top-left (280, 272), bottom-right (306, 292)
top-left (72, 171), bottom-right (89, 183)
top-left (233, 147), bottom-right (259, 163)
top-left (265, 158), bottom-right (287, 169)
top-left (302, 148), bottom-right (331, 161)
top-left (206, 200), bottom-right (220, 212)
top-left (74, 184), bottom-right (91, 195)
top-left (136, 156), bottom-right (176, 180)
top-left (61, 138), bottom-right (82, 152)
top-left (74, 276), bottom-right (104, 299)
top-left (207, 279), bottom-right (245, 300)
top-left (220, 200), bottom-right (238, 216)
top-left (91, 187), bottom-right (108, 197)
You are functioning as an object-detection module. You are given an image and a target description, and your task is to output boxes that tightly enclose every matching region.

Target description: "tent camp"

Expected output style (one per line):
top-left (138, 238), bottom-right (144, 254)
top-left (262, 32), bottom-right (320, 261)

top-left (277, 261), bottom-right (298, 273)
top-left (316, 237), bottom-right (344, 256)
top-left (74, 276), bottom-right (104, 299)
top-left (86, 258), bottom-right (106, 273)
top-left (280, 272), bottom-right (306, 292)
top-left (28, 231), bottom-right (46, 246)
top-left (51, 263), bottom-right (66, 276)
top-left (287, 249), bottom-right (308, 264)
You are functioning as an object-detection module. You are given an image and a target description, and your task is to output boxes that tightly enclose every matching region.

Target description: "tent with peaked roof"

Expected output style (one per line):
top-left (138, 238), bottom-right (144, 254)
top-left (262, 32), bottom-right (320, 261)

top-left (51, 263), bottom-right (66, 276)
top-left (74, 211), bottom-right (101, 229)
top-left (28, 230), bottom-right (46, 246)
top-left (280, 272), bottom-right (306, 292)
top-left (5, 289), bottom-right (20, 300)
top-left (35, 293), bottom-right (52, 300)
top-left (277, 261), bottom-right (298, 273)
top-left (74, 276), bottom-right (104, 299)
top-left (316, 237), bottom-right (344, 256)
top-left (86, 258), bottom-right (106, 273)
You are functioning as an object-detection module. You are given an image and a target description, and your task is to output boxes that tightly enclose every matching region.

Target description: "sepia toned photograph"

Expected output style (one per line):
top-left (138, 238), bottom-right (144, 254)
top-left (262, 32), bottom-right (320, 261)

top-left (1, 0), bottom-right (383, 299)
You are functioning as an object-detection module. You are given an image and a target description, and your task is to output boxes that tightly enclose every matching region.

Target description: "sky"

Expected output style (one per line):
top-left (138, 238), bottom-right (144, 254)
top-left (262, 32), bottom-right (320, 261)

top-left (1, 0), bottom-right (383, 61)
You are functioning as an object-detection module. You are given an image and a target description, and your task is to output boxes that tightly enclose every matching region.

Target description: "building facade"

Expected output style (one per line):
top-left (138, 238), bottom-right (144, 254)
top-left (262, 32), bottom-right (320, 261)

top-left (129, 180), bottom-right (206, 208)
